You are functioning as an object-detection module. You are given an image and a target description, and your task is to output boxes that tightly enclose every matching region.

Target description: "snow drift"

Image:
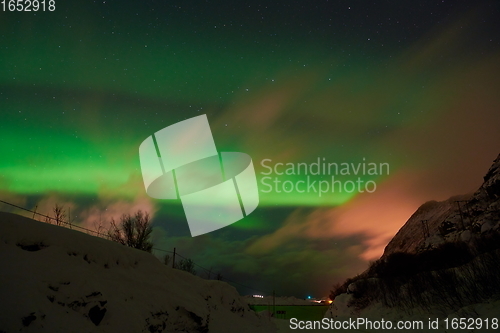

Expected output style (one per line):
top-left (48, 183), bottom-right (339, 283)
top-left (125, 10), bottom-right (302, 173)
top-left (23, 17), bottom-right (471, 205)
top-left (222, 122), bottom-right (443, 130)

top-left (0, 212), bottom-right (276, 333)
top-left (244, 295), bottom-right (314, 306)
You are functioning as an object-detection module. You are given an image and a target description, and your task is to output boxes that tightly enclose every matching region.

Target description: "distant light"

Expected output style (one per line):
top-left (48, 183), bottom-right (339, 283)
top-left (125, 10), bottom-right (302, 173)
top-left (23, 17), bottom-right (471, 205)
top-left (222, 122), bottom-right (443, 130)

top-left (252, 294), bottom-right (264, 298)
top-left (307, 296), bottom-right (311, 299)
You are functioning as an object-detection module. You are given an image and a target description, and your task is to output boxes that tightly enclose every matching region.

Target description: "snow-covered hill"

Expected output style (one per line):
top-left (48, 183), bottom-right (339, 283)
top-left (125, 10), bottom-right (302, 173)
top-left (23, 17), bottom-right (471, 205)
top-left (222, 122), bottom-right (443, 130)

top-left (384, 153), bottom-right (500, 256)
top-left (326, 153), bottom-right (500, 331)
top-left (0, 212), bottom-right (276, 333)
top-left (381, 193), bottom-right (472, 256)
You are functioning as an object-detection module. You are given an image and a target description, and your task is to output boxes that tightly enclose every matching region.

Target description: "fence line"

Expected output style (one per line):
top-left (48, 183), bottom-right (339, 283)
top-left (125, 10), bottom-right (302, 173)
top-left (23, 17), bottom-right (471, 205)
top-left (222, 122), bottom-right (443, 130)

top-left (0, 199), bottom-right (269, 295)
top-left (0, 199), bottom-right (110, 237)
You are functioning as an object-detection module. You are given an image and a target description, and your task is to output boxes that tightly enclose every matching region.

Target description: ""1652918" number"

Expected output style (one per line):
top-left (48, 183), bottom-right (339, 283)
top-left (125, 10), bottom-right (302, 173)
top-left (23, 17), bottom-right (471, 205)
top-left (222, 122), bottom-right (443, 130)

top-left (1, 0), bottom-right (55, 11)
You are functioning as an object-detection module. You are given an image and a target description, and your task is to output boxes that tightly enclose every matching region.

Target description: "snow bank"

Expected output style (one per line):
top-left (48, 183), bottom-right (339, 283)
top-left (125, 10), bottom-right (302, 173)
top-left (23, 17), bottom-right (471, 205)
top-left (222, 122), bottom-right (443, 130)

top-left (244, 295), bottom-right (315, 306)
top-left (325, 294), bottom-right (500, 333)
top-left (0, 212), bottom-right (276, 333)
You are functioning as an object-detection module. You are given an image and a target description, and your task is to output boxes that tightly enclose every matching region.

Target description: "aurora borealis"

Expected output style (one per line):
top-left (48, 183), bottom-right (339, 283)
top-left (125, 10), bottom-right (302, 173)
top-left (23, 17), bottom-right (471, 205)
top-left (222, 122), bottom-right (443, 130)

top-left (1, 0), bottom-right (500, 297)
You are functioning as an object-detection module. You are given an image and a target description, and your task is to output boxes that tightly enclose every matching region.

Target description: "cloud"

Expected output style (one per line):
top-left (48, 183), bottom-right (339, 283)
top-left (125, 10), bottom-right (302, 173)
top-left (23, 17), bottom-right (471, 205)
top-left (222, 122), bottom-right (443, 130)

top-left (76, 195), bottom-right (157, 235)
top-left (247, 172), bottom-right (426, 261)
top-left (97, 171), bottom-right (146, 199)
top-left (32, 194), bottom-right (78, 223)
top-left (215, 12), bottom-right (500, 265)
top-left (149, 230), bottom-right (367, 297)
top-left (0, 189), bottom-right (28, 217)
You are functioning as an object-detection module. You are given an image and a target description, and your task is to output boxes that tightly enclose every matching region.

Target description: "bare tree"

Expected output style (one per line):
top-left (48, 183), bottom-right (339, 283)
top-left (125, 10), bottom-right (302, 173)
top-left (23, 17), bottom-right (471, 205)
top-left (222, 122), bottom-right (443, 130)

top-left (93, 219), bottom-right (105, 237)
top-left (53, 204), bottom-right (66, 226)
top-left (108, 210), bottom-right (153, 252)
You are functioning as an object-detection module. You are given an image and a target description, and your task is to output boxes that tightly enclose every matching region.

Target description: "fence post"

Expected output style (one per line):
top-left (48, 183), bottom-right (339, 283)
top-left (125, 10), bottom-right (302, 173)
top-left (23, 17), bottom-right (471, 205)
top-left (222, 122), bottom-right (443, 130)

top-left (32, 205), bottom-right (37, 220)
top-left (272, 290), bottom-right (276, 318)
top-left (172, 247), bottom-right (176, 269)
top-left (456, 201), bottom-right (466, 229)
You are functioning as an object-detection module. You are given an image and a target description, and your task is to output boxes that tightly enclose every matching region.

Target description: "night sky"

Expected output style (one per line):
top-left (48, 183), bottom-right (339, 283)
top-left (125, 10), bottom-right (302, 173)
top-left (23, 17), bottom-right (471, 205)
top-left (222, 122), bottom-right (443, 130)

top-left (1, 0), bottom-right (500, 298)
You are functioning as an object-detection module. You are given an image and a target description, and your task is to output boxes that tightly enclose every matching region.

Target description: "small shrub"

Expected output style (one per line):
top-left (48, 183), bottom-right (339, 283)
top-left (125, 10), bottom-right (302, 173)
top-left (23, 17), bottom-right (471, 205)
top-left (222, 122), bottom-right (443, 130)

top-left (163, 254), bottom-right (170, 266)
top-left (175, 258), bottom-right (196, 275)
top-left (439, 221), bottom-right (457, 236)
